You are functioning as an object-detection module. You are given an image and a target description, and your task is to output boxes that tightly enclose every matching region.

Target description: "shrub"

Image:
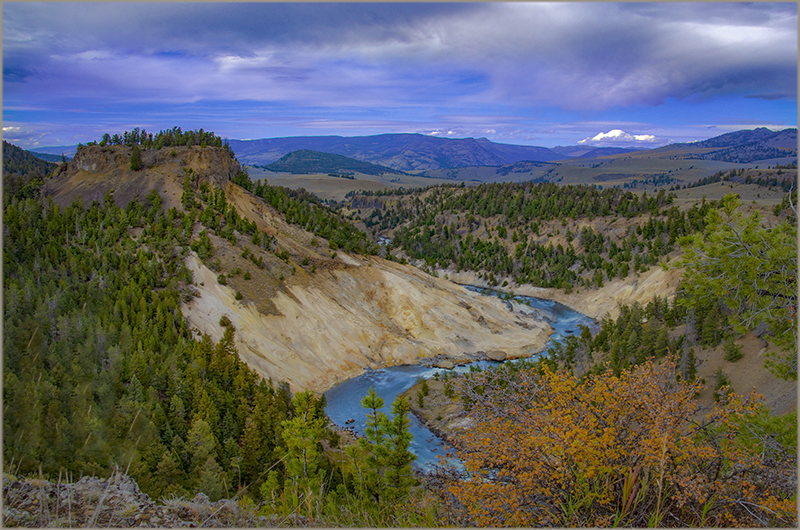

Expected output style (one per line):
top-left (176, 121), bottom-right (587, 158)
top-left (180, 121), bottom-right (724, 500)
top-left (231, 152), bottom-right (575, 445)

top-left (723, 338), bottom-right (744, 362)
top-left (714, 367), bottom-right (732, 401)
top-left (444, 358), bottom-right (794, 527)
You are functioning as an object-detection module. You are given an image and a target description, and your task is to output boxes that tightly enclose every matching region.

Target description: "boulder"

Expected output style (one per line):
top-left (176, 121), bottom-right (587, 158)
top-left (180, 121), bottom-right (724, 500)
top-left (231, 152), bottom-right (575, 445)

top-left (486, 350), bottom-right (507, 361)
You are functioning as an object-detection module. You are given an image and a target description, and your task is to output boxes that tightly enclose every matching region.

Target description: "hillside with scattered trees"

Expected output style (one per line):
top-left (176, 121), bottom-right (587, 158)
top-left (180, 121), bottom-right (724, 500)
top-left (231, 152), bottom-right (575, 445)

top-left (344, 182), bottom-right (715, 291)
top-left (2, 141), bottom-right (59, 202)
top-left (3, 133), bottom-right (417, 520)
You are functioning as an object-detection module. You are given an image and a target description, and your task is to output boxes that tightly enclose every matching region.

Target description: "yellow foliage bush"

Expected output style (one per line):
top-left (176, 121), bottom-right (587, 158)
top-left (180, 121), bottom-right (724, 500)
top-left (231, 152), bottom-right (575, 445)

top-left (445, 358), bottom-right (796, 527)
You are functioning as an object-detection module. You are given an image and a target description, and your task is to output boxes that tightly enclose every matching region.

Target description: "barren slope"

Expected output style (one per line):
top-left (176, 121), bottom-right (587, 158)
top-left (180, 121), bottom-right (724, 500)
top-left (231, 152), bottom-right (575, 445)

top-left (182, 251), bottom-right (551, 392)
top-left (439, 262), bottom-right (682, 321)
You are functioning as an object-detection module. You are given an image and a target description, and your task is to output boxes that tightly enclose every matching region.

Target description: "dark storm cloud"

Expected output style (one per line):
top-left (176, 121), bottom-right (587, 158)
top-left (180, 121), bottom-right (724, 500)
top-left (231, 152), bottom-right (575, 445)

top-left (467, 3), bottom-right (797, 109)
top-left (3, 3), bottom-right (482, 56)
top-left (2, 3), bottom-right (796, 148)
top-left (5, 2), bottom-right (796, 108)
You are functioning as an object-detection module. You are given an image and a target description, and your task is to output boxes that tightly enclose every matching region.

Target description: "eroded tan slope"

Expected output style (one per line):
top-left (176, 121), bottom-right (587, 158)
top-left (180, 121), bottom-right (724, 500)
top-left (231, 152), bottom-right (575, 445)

top-left (182, 252), bottom-right (551, 392)
top-left (442, 263), bottom-right (683, 321)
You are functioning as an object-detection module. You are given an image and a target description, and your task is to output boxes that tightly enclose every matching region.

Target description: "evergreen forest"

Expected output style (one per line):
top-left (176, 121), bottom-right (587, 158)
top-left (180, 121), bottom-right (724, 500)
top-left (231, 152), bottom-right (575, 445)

top-left (346, 182), bottom-right (714, 289)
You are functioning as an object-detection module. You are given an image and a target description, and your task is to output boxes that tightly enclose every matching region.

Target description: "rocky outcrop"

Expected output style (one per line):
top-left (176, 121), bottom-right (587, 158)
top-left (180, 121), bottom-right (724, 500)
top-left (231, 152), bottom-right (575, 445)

top-left (2, 471), bottom-right (274, 528)
top-left (44, 145), bottom-right (241, 209)
top-left (442, 263), bottom-right (683, 321)
top-left (486, 350), bottom-right (507, 361)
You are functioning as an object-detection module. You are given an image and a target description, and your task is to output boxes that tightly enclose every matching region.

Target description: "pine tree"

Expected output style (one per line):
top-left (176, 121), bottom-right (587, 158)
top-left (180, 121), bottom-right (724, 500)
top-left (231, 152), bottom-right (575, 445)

top-left (350, 388), bottom-right (416, 506)
top-left (186, 418), bottom-right (218, 473)
top-left (154, 450), bottom-right (186, 498)
top-left (679, 194), bottom-right (797, 379)
top-left (685, 347), bottom-right (698, 382)
top-left (280, 390), bottom-right (326, 519)
top-left (196, 455), bottom-right (226, 501)
top-left (130, 144), bottom-right (143, 171)
top-left (383, 397), bottom-right (416, 503)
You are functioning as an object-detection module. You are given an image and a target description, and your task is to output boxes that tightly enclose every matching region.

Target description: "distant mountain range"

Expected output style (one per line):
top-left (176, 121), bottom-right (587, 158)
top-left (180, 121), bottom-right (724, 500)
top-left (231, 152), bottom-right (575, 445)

top-left (699, 128), bottom-right (797, 164)
top-left (29, 127), bottom-right (797, 173)
top-left (26, 145), bottom-right (76, 161)
top-left (672, 127), bottom-right (781, 149)
top-left (229, 128), bottom-right (797, 171)
top-left (228, 133), bottom-right (565, 171)
top-left (549, 146), bottom-right (643, 158)
top-left (264, 149), bottom-right (406, 176)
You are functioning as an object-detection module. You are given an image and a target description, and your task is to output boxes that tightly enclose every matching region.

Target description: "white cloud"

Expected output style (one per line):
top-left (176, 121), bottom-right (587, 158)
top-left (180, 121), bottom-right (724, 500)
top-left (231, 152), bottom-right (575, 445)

top-left (579, 129), bottom-right (657, 145)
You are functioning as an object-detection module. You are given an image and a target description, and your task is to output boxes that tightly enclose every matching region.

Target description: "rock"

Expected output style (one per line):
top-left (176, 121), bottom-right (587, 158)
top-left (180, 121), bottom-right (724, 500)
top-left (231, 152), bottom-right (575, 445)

top-left (437, 360), bottom-right (455, 369)
top-left (486, 350), bottom-right (507, 361)
top-left (192, 492), bottom-right (210, 505)
top-left (2, 472), bottom-right (267, 528)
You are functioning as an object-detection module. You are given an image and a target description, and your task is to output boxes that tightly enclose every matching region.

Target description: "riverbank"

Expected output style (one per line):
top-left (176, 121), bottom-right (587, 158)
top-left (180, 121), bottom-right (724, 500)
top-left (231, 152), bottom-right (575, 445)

top-left (400, 377), bottom-right (470, 449)
top-left (183, 252), bottom-right (553, 394)
top-left (402, 330), bottom-right (797, 448)
top-left (439, 258), bottom-right (683, 321)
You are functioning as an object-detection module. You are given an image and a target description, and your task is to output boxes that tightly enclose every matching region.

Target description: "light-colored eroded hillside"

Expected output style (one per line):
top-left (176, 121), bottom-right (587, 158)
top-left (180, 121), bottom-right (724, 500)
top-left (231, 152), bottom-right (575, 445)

top-left (441, 263), bottom-right (682, 321)
top-left (182, 252), bottom-right (551, 392)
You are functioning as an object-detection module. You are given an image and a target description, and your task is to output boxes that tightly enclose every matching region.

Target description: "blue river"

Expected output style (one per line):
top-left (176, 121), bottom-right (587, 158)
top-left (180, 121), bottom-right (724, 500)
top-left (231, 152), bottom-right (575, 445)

top-left (323, 286), bottom-right (597, 471)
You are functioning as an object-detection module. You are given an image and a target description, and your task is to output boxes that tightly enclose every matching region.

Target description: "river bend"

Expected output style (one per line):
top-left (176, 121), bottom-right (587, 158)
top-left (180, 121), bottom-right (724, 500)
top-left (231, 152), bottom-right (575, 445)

top-left (324, 286), bottom-right (597, 470)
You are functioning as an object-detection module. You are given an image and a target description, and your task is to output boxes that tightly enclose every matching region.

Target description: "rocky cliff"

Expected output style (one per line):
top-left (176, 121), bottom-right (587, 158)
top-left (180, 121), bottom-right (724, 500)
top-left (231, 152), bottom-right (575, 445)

top-left (44, 144), bottom-right (242, 209)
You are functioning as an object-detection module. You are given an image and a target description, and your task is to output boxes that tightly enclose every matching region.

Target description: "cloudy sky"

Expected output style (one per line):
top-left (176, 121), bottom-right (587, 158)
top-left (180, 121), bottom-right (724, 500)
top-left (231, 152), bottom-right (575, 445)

top-left (3, 2), bottom-right (797, 150)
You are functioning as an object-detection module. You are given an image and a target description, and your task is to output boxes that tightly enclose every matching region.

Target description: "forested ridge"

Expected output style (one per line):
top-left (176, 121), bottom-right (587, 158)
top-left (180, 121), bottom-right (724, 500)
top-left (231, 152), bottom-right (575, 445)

top-left (3, 188), bottom-right (302, 501)
top-left (675, 166), bottom-right (797, 193)
top-left (2, 141), bottom-right (58, 201)
top-left (177, 155), bottom-right (377, 256)
top-left (264, 149), bottom-right (405, 176)
top-left (347, 182), bottom-right (715, 290)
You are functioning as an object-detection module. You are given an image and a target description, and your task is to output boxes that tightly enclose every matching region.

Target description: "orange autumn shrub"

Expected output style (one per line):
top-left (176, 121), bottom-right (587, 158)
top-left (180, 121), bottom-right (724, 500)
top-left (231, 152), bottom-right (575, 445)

top-left (445, 358), bottom-right (796, 527)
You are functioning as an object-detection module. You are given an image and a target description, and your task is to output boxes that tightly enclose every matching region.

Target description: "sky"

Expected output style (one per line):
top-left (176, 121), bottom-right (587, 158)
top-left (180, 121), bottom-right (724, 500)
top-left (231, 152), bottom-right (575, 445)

top-left (3, 2), bottom-right (797, 150)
